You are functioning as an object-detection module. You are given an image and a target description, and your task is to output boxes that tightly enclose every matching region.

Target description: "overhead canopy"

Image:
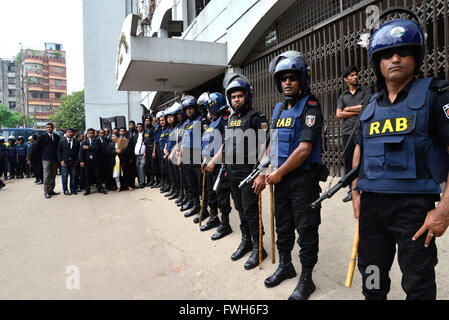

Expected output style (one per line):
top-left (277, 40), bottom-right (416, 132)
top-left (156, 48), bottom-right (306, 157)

top-left (116, 15), bottom-right (228, 92)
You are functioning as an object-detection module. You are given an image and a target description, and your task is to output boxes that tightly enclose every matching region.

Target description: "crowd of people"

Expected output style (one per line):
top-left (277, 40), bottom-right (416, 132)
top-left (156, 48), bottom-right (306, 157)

top-left (2, 12), bottom-right (449, 301)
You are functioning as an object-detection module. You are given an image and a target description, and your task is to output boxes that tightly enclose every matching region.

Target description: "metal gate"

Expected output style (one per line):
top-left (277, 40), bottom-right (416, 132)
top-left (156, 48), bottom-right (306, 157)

top-left (243, 0), bottom-right (449, 173)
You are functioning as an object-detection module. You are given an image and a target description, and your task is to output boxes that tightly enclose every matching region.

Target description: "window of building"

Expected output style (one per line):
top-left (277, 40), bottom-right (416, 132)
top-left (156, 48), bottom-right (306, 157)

top-left (28, 77), bottom-right (43, 85)
top-left (8, 89), bottom-right (16, 97)
top-left (8, 77), bottom-right (16, 84)
top-left (51, 66), bottom-right (64, 73)
top-left (25, 63), bottom-right (43, 74)
top-left (53, 79), bottom-right (64, 87)
top-left (9, 102), bottom-right (16, 109)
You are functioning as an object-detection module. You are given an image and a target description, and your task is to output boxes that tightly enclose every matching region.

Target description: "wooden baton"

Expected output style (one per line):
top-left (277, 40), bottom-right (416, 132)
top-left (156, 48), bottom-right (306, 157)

top-left (268, 165), bottom-right (275, 264)
top-left (345, 219), bottom-right (359, 288)
top-left (258, 192), bottom-right (263, 270)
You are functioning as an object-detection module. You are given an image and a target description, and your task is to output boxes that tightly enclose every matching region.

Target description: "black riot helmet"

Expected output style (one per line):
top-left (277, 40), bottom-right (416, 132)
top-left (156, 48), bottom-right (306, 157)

top-left (269, 50), bottom-right (311, 97)
top-left (223, 73), bottom-right (253, 112)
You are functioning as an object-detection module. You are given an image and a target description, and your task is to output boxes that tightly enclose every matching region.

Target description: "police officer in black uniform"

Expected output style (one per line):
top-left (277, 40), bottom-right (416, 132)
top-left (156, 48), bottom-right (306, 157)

top-left (352, 11), bottom-right (449, 300)
top-left (179, 95), bottom-right (210, 223)
top-left (222, 74), bottom-right (269, 269)
top-left (144, 114), bottom-right (156, 187)
top-left (173, 103), bottom-right (189, 207)
top-left (202, 92), bottom-right (233, 239)
top-left (0, 137), bottom-right (8, 180)
top-left (158, 112), bottom-right (170, 193)
top-left (254, 51), bottom-right (324, 300)
top-left (151, 111), bottom-right (163, 189)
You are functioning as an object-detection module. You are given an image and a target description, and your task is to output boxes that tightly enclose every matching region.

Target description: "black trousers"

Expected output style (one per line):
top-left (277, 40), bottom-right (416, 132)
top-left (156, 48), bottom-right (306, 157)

top-left (185, 164), bottom-right (205, 200)
top-left (158, 148), bottom-right (169, 185)
top-left (145, 148), bottom-right (154, 182)
top-left (153, 145), bottom-right (161, 180)
top-left (274, 168), bottom-right (321, 268)
top-left (16, 157), bottom-right (27, 177)
top-left (207, 166), bottom-right (231, 215)
top-left (0, 159), bottom-right (8, 179)
top-left (358, 192), bottom-right (438, 300)
top-left (84, 162), bottom-right (102, 191)
top-left (342, 134), bottom-right (356, 191)
top-left (228, 165), bottom-right (264, 243)
top-left (7, 158), bottom-right (16, 178)
top-left (168, 159), bottom-right (180, 187)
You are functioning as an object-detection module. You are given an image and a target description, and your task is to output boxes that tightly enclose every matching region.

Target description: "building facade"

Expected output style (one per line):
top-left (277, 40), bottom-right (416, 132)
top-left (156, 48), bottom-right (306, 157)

top-left (0, 59), bottom-right (22, 115)
top-left (83, 0), bottom-right (144, 130)
top-left (117, 0), bottom-right (449, 171)
top-left (21, 43), bottom-right (67, 128)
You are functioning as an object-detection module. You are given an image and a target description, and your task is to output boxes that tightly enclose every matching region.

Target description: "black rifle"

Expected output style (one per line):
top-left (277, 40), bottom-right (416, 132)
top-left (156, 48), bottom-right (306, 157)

top-left (310, 166), bottom-right (359, 209)
top-left (238, 156), bottom-right (270, 189)
top-left (238, 102), bottom-right (287, 189)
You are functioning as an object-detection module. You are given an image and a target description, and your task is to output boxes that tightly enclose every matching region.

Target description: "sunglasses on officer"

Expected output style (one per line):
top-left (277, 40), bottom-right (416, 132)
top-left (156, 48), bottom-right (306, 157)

top-left (279, 74), bottom-right (300, 83)
top-left (379, 47), bottom-right (414, 60)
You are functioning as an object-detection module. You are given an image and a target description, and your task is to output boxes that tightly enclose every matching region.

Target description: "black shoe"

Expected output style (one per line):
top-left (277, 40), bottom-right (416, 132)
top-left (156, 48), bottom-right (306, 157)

top-left (168, 190), bottom-right (179, 200)
top-left (264, 252), bottom-right (297, 288)
top-left (288, 267), bottom-right (316, 300)
top-left (184, 199), bottom-right (200, 218)
top-left (35, 180), bottom-right (40, 184)
top-left (71, 190), bottom-right (78, 195)
top-left (200, 217), bottom-right (220, 231)
top-left (84, 189), bottom-right (91, 196)
top-left (165, 187), bottom-right (175, 197)
top-left (231, 234), bottom-right (253, 261)
top-left (98, 188), bottom-right (107, 194)
top-left (342, 192), bottom-right (352, 202)
top-left (244, 247), bottom-right (268, 270)
top-left (160, 184), bottom-right (170, 193)
top-left (178, 195), bottom-right (189, 207)
top-left (45, 193), bottom-right (51, 199)
top-left (193, 209), bottom-right (209, 224)
top-left (181, 199), bottom-right (193, 212)
top-left (211, 224), bottom-right (233, 240)
top-left (146, 180), bottom-right (155, 188)
top-left (50, 191), bottom-right (60, 196)
top-left (151, 180), bottom-right (160, 189)
top-left (64, 191), bottom-right (71, 196)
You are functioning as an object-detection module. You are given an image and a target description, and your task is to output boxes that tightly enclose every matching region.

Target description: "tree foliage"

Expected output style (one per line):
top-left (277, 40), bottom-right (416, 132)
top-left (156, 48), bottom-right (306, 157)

top-left (0, 105), bottom-right (24, 128)
top-left (50, 90), bottom-right (85, 131)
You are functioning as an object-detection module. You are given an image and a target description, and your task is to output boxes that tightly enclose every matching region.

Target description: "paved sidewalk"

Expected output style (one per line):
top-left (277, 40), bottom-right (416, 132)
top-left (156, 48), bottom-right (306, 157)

top-left (0, 177), bottom-right (447, 300)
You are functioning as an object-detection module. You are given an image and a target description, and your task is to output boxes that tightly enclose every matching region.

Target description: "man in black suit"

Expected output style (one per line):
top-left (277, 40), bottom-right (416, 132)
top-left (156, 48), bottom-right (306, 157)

top-left (98, 129), bottom-right (114, 190)
top-left (35, 122), bottom-right (61, 199)
top-left (79, 128), bottom-right (107, 196)
top-left (57, 128), bottom-right (80, 195)
top-left (126, 121), bottom-right (138, 188)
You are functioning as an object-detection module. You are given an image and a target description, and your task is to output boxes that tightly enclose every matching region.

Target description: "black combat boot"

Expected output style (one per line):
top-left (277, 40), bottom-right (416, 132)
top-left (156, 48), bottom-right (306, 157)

top-left (175, 189), bottom-right (184, 205)
top-left (160, 182), bottom-right (170, 193)
top-left (211, 214), bottom-right (232, 240)
top-left (200, 207), bottom-right (220, 231)
top-left (180, 195), bottom-right (193, 212)
top-left (264, 252), bottom-right (297, 288)
top-left (244, 242), bottom-right (268, 270)
top-left (168, 187), bottom-right (179, 200)
top-left (165, 185), bottom-right (175, 197)
top-left (151, 178), bottom-right (160, 188)
top-left (231, 233), bottom-right (253, 261)
top-left (146, 177), bottom-right (155, 188)
top-left (193, 207), bottom-right (209, 224)
top-left (288, 266), bottom-right (316, 300)
top-left (184, 197), bottom-right (200, 217)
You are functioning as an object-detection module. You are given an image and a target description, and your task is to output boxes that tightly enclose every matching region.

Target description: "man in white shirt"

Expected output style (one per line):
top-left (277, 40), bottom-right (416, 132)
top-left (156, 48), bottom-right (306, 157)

top-left (134, 123), bottom-right (146, 188)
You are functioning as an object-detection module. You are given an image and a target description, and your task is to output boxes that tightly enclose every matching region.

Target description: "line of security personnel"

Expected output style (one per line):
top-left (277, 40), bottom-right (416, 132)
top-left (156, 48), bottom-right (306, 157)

top-left (150, 66), bottom-right (324, 299)
top-left (0, 136), bottom-right (32, 180)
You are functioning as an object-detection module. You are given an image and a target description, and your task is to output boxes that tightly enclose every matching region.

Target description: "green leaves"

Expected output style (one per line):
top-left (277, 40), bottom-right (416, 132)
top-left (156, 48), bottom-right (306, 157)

top-left (49, 90), bottom-right (85, 131)
top-left (0, 105), bottom-right (24, 128)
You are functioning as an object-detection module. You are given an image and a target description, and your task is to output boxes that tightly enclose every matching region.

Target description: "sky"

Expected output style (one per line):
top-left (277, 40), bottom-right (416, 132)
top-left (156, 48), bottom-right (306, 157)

top-left (0, 0), bottom-right (84, 94)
